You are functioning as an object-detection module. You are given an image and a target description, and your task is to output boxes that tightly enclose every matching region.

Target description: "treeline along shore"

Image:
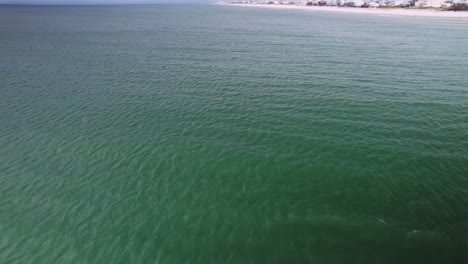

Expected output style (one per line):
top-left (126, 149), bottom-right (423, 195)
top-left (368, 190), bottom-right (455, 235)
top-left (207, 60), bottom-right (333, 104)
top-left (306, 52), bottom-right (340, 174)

top-left (216, 1), bottom-right (468, 17)
top-left (221, 0), bottom-right (468, 11)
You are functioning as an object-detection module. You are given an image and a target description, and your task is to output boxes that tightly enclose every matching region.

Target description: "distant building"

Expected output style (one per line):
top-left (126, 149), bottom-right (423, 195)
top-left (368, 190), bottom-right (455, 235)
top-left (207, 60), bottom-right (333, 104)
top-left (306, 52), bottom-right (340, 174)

top-left (414, 0), bottom-right (444, 7)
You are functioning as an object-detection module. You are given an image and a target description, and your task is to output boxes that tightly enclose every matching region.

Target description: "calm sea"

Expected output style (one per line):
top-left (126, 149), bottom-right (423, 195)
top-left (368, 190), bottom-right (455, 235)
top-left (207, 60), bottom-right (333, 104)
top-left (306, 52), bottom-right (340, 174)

top-left (1, 4), bottom-right (468, 263)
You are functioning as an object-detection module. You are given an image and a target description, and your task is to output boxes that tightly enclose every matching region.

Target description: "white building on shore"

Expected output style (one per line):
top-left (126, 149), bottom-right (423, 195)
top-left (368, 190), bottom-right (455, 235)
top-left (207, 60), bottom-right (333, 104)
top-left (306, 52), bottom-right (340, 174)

top-left (414, 0), bottom-right (444, 7)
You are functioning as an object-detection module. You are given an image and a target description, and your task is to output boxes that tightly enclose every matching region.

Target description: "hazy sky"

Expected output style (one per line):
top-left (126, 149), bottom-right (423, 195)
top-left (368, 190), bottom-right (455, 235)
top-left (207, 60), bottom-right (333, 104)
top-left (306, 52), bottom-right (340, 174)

top-left (0, 0), bottom-right (212, 4)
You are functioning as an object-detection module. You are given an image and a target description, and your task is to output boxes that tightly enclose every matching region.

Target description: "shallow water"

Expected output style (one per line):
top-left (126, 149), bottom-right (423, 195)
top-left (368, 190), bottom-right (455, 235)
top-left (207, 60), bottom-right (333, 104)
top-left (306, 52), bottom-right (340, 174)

top-left (1, 4), bottom-right (468, 263)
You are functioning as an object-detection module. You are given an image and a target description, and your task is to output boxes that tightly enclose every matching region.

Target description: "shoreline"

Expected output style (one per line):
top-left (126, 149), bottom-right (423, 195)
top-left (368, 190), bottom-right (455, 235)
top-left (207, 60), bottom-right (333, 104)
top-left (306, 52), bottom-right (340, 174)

top-left (215, 3), bottom-right (468, 18)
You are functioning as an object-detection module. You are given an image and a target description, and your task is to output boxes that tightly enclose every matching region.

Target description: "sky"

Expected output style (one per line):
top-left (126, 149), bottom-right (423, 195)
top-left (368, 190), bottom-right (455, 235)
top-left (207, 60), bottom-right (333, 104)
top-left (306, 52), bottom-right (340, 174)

top-left (0, 0), bottom-right (212, 4)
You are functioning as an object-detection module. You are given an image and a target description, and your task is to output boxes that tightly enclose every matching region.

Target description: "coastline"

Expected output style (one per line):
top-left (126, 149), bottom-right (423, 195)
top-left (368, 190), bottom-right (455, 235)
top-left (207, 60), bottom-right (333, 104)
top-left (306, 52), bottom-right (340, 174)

top-left (215, 3), bottom-right (468, 18)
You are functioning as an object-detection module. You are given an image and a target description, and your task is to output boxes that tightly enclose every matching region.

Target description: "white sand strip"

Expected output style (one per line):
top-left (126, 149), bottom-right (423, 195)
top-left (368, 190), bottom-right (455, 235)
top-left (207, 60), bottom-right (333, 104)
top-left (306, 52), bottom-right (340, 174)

top-left (215, 3), bottom-right (468, 18)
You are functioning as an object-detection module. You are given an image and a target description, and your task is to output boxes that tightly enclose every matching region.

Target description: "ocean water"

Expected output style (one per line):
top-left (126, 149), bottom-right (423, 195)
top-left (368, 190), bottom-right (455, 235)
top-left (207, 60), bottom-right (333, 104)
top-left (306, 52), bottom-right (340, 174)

top-left (1, 4), bottom-right (468, 263)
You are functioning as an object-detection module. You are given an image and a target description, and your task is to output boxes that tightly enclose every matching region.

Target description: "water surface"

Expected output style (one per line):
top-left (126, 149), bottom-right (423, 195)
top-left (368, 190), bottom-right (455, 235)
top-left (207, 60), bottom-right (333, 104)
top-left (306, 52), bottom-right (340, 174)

top-left (1, 4), bottom-right (468, 263)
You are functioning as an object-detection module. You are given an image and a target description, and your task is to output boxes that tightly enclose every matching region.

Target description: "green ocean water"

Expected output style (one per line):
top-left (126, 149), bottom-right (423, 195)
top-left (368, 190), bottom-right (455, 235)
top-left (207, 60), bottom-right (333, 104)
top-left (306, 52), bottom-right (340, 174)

top-left (1, 4), bottom-right (468, 263)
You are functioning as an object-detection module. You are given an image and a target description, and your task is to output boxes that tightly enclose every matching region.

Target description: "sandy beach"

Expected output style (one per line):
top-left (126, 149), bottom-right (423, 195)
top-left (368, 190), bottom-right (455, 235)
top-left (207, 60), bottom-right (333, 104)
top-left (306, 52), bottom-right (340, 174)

top-left (216, 3), bottom-right (468, 18)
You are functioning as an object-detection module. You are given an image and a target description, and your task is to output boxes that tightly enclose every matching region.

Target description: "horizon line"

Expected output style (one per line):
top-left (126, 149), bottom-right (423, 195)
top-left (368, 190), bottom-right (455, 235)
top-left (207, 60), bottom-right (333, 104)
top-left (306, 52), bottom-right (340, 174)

top-left (0, 2), bottom-right (213, 6)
